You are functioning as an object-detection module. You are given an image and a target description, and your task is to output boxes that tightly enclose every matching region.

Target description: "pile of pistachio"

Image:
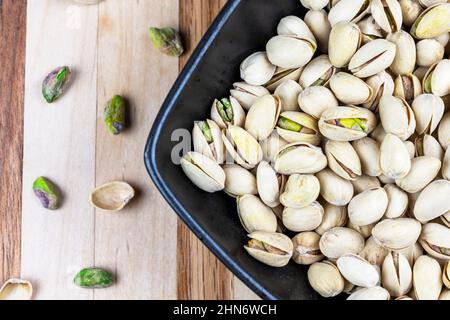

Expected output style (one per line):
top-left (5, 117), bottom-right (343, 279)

top-left (181, 0), bottom-right (450, 300)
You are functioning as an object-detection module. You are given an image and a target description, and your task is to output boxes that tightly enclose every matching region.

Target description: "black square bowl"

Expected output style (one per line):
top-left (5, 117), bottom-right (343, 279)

top-left (145, 0), bottom-right (323, 300)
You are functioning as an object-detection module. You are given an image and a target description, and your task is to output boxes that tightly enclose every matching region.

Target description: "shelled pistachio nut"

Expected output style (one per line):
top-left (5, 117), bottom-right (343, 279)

top-left (230, 82), bottom-right (270, 110)
top-left (282, 202), bottom-right (324, 232)
top-left (276, 111), bottom-right (320, 145)
top-left (328, 0), bottom-right (371, 26)
top-left (423, 59), bottom-right (450, 97)
top-left (319, 106), bottom-right (377, 142)
top-left (416, 39), bottom-right (445, 67)
top-left (415, 134), bottom-right (444, 160)
top-left (149, 27), bottom-right (184, 57)
top-left (244, 231), bottom-right (293, 267)
top-left (348, 187), bottom-right (388, 226)
top-left (347, 286), bottom-right (390, 300)
top-left (298, 86), bottom-right (338, 119)
top-left (384, 184), bottom-right (408, 219)
top-left (319, 227), bottom-right (365, 259)
top-left (317, 169), bottom-right (354, 206)
top-left (325, 141), bottom-right (362, 180)
top-left (280, 174), bottom-right (320, 209)
top-left (245, 95), bottom-right (281, 141)
top-left (222, 126), bottom-right (263, 169)
top-left (412, 94), bottom-right (445, 135)
top-left (379, 95), bottom-right (416, 141)
top-left (352, 137), bottom-right (382, 177)
top-left (304, 9), bottom-right (331, 52)
top-left (414, 180), bottom-right (450, 222)
top-left (410, 3), bottom-right (450, 39)
top-left (330, 72), bottom-right (373, 105)
top-left (371, 0), bottom-right (403, 33)
top-left (42, 66), bottom-right (72, 103)
top-left (237, 194), bottom-right (277, 233)
top-left (274, 80), bottom-right (303, 112)
top-left (393, 74), bottom-right (422, 105)
top-left (419, 222), bottom-right (450, 261)
top-left (104, 95), bottom-right (126, 135)
top-left (299, 55), bottom-right (336, 88)
top-left (351, 175), bottom-right (381, 194)
top-left (315, 203), bottom-right (348, 236)
top-left (360, 236), bottom-right (389, 267)
top-left (292, 231), bottom-right (324, 265)
top-left (89, 181), bottom-right (135, 212)
top-left (399, 0), bottom-right (424, 27)
top-left (193, 119), bottom-right (225, 163)
top-left (74, 268), bottom-right (113, 289)
top-left (223, 165), bottom-right (257, 197)
top-left (349, 39), bottom-right (397, 78)
top-left (328, 21), bottom-right (362, 68)
top-left (211, 97), bottom-right (246, 129)
top-left (337, 254), bottom-right (380, 288)
top-left (439, 112), bottom-right (450, 150)
top-left (308, 261), bottom-right (345, 298)
top-left (256, 161), bottom-right (283, 208)
top-left (372, 218), bottom-right (422, 250)
top-left (396, 156), bottom-right (441, 193)
top-left (381, 251), bottom-right (412, 297)
top-left (413, 255), bottom-right (443, 300)
top-left (357, 16), bottom-right (383, 44)
top-left (33, 176), bottom-right (60, 210)
top-left (363, 71), bottom-right (394, 112)
top-left (274, 142), bottom-right (328, 175)
top-left (380, 134), bottom-right (412, 179)
top-left (240, 52), bottom-right (277, 86)
top-left (266, 67), bottom-right (303, 92)
top-left (0, 279), bottom-right (33, 300)
top-left (386, 31), bottom-right (416, 76)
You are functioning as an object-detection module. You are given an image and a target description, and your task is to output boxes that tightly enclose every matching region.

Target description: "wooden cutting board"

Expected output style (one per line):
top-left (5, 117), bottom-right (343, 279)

top-left (0, 0), bottom-right (258, 300)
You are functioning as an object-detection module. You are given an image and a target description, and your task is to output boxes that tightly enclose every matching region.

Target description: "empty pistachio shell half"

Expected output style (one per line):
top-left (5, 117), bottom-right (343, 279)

top-left (42, 66), bottom-right (72, 103)
top-left (304, 9), bottom-right (331, 52)
top-left (308, 261), bottom-right (345, 298)
top-left (396, 156), bottom-right (441, 193)
top-left (371, 0), bottom-right (403, 33)
top-left (315, 203), bottom-right (348, 236)
top-left (0, 279), bottom-right (33, 300)
top-left (192, 119), bottom-right (225, 163)
top-left (328, 21), bottom-right (362, 68)
top-left (351, 174), bottom-right (381, 194)
top-left (319, 227), bottom-right (365, 259)
top-left (282, 202), bottom-right (324, 232)
top-left (292, 231), bottom-right (324, 265)
top-left (380, 134), bottom-right (412, 180)
top-left (222, 126), bottom-right (263, 169)
top-left (256, 161), bottom-right (283, 208)
top-left (419, 222), bottom-right (450, 261)
top-left (330, 72), bottom-right (373, 105)
top-left (328, 0), bottom-right (371, 26)
top-left (381, 252), bottom-right (412, 298)
top-left (104, 95), bottom-right (126, 135)
top-left (414, 180), bottom-right (450, 223)
top-left (280, 174), bottom-right (320, 209)
top-left (276, 111), bottom-right (320, 145)
top-left (223, 165), bottom-right (257, 197)
top-left (352, 137), bottom-right (382, 177)
top-left (245, 95), bottom-right (281, 141)
top-left (411, 3), bottom-right (450, 39)
top-left (412, 94), bottom-right (445, 135)
top-left (33, 176), bottom-right (60, 210)
top-left (319, 106), bottom-right (377, 142)
top-left (363, 71), bottom-right (395, 112)
top-left (325, 140), bottom-right (362, 181)
top-left (337, 254), bottom-right (380, 288)
top-left (423, 59), bottom-right (450, 97)
top-left (89, 181), bottom-right (135, 212)
top-left (211, 96), bottom-right (246, 129)
top-left (379, 95), bottom-right (416, 141)
top-left (372, 218), bottom-right (422, 250)
top-left (347, 286), bottom-right (390, 300)
top-left (244, 231), bottom-right (293, 267)
top-left (274, 142), bottom-right (328, 175)
top-left (416, 39), bottom-right (445, 67)
top-left (240, 52), bottom-right (276, 86)
top-left (413, 255), bottom-right (442, 300)
top-left (393, 74), bottom-right (422, 105)
top-left (348, 187), bottom-right (388, 227)
top-left (230, 82), bottom-right (270, 111)
top-left (360, 236), bottom-right (389, 267)
top-left (298, 86), bottom-right (338, 119)
top-left (384, 184), bottom-right (408, 219)
top-left (237, 194), bottom-right (277, 233)
top-left (74, 268), bottom-right (113, 289)
top-left (299, 55), bottom-right (336, 88)
top-left (266, 67), bottom-right (303, 93)
top-left (274, 80), bottom-right (303, 112)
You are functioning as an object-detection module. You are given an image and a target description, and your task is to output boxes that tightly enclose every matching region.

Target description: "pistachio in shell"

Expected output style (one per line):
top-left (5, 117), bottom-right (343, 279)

top-left (410, 3), bottom-right (450, 39)
top-left (319, 227), bottom-right (365, 259)
top-left (370, 0), bottom-right (403, 34)
top-left (104, 95), bottom-right (126, 135)
top-left (223, 165), bottom-right (257, 197)
top-left (89, 181), bottom-right (135, 212)
top-left (413, 179), bottom-right (450, 223)
top-left (419, 222), bottom-right (450, 261)
top-left (372, 218), bottom-right (422, 250)
top-left (347, 286), bottom-right (390, 300)
top-left (327, 0), bottom-right (371, 26)
top-left (292, 231), bottom-right (324, 265)
top-left (42, 66), bottom-right (72, 103)
top-left (413, 255), bottom-right (442, 300)
top-left (33, 176), bottom-right (61, 210)
top-left (276, 111), bottom-right (320, 145)
top-left (328, 21), bottom-right (362, 68)
top-left (337, 254), bottom-right (380, 288)
top-left (308, 261), bottom-right (345, 298)
top-left (0, 279), bottom-right (33, 300)
top-left (74, 268), bottom-right (114, 289)
top-left (240, 52), bottom-right (277, 86)
top-left (244, 231), bottom-right (293, 267)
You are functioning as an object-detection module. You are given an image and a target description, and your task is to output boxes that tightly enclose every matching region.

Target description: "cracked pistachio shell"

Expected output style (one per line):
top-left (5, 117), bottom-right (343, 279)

top-left (42, 66), bottom-right (72, 103)
top-left (276, 111), bottom-right (320, 145)
top-left (325, 141), bottom-right (362, 180)
top-left (347, 220), bottom-right (375, 239)
top-left (308, 261), bottom-right (345, 297)
top-left (413, 255), bottom-right (443, 300)
top-left (417, 39), bottom-right (445, 67)
top-left (384, 184), bottom-right (408, 219)
top-left (396, 156), bottom-right (442, 193)
top-left (415, 134), bottom-right (444, 160)
top-left (317, 169), bottom-right (354, 206)
top-left (89, 181), bottom-right (135, 212)
top-left (414, 180), bottom-right (450, 223)
top-left (347, 286), bottom-right (390, 300)
top-left (360, 236), bottom-right (389, 266)
top-left (382, 252), bottom-right (413, 297)
top-left (371, 123), bottom-right (387, 145)
top-left (419, 222), bottom-right (450, 261)
top-left (328, 22), bottom-right (362, 68)
top-left (237, 195), bottom-right (277, 233)
top-left (256, 161), bottom-right (283, 208)
top-left (222, 126), bottom-right (263, 169)
top-left (328, 0), bottom-right (371, 26)
top-left (395, 243), bottom-right (423, 267)
top-left (372, 218), bottom-right (422, 250)
top-left (0, 279), bottom-right (32, 300)
top-left (274, 142), bottom-right (327, 175)
top-left (319, 106), bottom-right (377, 142)
top-left (337, 254), bottom-right (380, 288)
top-left (379, 95), bottom-right (416, 141)
top-left (349, 187), bottom-right (388, 226)
top-left (411, 3), bottom-right (450, 39)
top-left (240, 52), bottom-right (277, 86)
top-left (244, 231), bottom-right (293, 267)
top-left (371, 0), bottom-right (403, 33)
top-left (74, 268), bottom-right (113, 289)
top-left (349, 39), bottom-right (397, 78)
top-left (400, 0), bottom-right (424, 27)
top-left (300, 0), bottom-right (329, 10)
top-left (393, 74), bottom-right (422, 105)
top-left (304, 9), bottom-right (331, 52)
top-left (211, 97), bottom-right (246, 129)
top-left (223, 165), bottom-right (257, 197)
top-left (358, 16), bottom-right (383, 44)
top-left (298, 86), bottom-right (338, 119)
top-left (439, 112), bottom-right (450, 150)
top-left (412, 94), bottom-right (445, 135)
top-left (280, 174), bottom-right (320, 209)
top-left (387, 31), bottom-right (417, 76)
top-left (292, 231), bottom-right (324, 265)
top-left (351, 175), bottom-right (381, 194)
top-left (282, 202), bottom-right (324, 232)
top-left (363, 71), bottom-right (394, 112)
top-left (181, 152), bottom-right (225, 193)
top-left (260, 131), bottom-right (289, 163)
top-left (443, 148), bottom-right (450, 180)
top-left (274, 80), bottom-right (303, 112)
top-left (193, 119), bottom-right (225, 163)
top-left (104, 95), bottom-right (126, 135)
top-left (423, 59), bottom-right (450, 97)
top-left (230, 82), bottom-right (270, 110)
top-left (245, 95), bottom-right (281, 141)
top-left (299, 55), bottom-right (336, 88)
top-left (380, 134), bottom-right (412, 180)
top-left (440, 289), bottom-right (450, 300)
top-left (315, 203), bottom-right (348, 235)
top-left (330, 72), bottom-right (373, 105)
top-left (33, 176), bottom-right (60, 210)
top-left (319, 227), bottom-right (365, 259)
top-left (266, 67), bottom-right (303, 92)
top-left (352, 137), bottom-right (382, 177)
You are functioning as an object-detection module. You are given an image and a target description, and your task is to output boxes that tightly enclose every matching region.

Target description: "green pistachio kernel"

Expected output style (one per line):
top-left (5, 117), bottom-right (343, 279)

top-left (217, 98), bottom-right (234, 122)
top-left (149, 27), bottom-right (184, 57)
top-left (74, 268), bottom-right (113, 289)
top-left (104, 95), bottom-right (126, 135)
top-left (338, 118), bottom-right (368, 132)
top-left (198, 121), bottom-right (213, 143)
top-left (42, 66), bottom-right (72, 103)
top-left (277, 117), bottom-right (303, 132)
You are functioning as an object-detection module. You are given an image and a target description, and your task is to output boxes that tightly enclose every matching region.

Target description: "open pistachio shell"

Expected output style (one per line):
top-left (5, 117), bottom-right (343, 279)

top-left (298, 86), bottom-right (338, 119)
top-left (423, 59), bottom-right (450, 97)
top-left (337, 254), bottom-right (380, 288)
top-left (299, 55), bottom-right (336, 88)
top-left (276, 111), bottom-right (320, 145)
top-left (325, 141), bottom-right (362, 180)
top-left (328, 21), bottom-right (362, 68)
top-left (274, 142), bottom-right (328, 175)
top-left (282, 202), bottom-right (324, 232)
top-left (352, 137), bottom-right (382, 177)
top-left (280, 174), bottom-right (320, 209)
top-left (415, 134), bottom-right (444, 160)
top-left (211, 96), bottom-right (246, 129)
top-left (0, 279), bottom-right (33, 300)
top-left (230, 82), bottom-right (270, 110)
top-left (245, 95), bottom-right (281, 141)
top-left (384, 184), bottom-right (408, 219)
top-left (244, 231), bottom-right (293, 267)
top-left (371, 0), bottom-right (403, 33)
top-left (237, 194), bottom-right (277, 233)
top-left (382, 252), bottom-right (412, 297)
top-left (315, 203), bottom-right (348, 235)
top-left (412, 94), bottom-right (445, 135)
top-left (192, 119), bottom-right (225, 163)
top-left (413, 255), bottom-right (443, 300)
top-left (256, 161), bottom-right (283, 208)
top-left (274, 80), bottom-right (303, 112)
top-left (266, 67), bottom-right (303, 92)
top-left (393, 74), bottom-right (422, 105)
top-left (379, 95), bottom-right (416, 141)
top-left (330, 72), bottom-right (373, 105)
top-left (328, 0), bottom-right (371, 26)
top-left (347, 286), bottom-right (390, 300)
top-left (439, 112), bottom-right (450, 150)
top-left (416, 39), bottom-right (445, 67)
top-left (223, 165), bottom-right (257, 197)
top-left (292, 231), bottom-right (324, 265)
top-left (380, 134), bottom-right (412, 180)
top-left (396, 156), bottom-right (442, 193)
top-left (414, 180), bottom-right (450, 223)
top-left (240, 52), bottom-right (276, 86)
top-left (386, 31), bottom-right (416, 76)
top-left (351, 174), bottom-right (381, 194)
top-left (372, 218), bottom-right (422, 250)
top-left (222, 126), bottom-right (263, 169)
top-left (89, 181), bottom-right (135, 212)
top-left (317, 169), bottom-right (354, 206)
top-left (308, 261), bottom-right (345, 298)
top-left (411, 3), bottom-right (450, 39)
top-left (419, 222), bottom-right (450, 261)
top-left (400, 0), bottom-right (424, 27)
top-left (320, 227), bottom-right (365, 259)
top-left (319, 106), bottom-right (377, 142)
top-left (304, 9), bottom-right (331, 52)
top-left (363, 71), bottom-right (394, 112)
top-left (348, 187), bottom-right (388, 227)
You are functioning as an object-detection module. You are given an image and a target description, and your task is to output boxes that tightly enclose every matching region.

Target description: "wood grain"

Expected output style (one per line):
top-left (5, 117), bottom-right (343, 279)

top-left (0, 0), bottom-right (27, 284)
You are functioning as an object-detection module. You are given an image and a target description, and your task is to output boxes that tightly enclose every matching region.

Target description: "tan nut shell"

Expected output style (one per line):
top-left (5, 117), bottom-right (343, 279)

top-left (347, 286), bottom-right (390, 300)
top-left (299, 55), bottom-right (336, 88)
top-left (193, 119), bottom-right (225, 163)
top-left (256, 161), bottom-right (282, 208)
top-left (304, 9), bottom-right (331, 52)
top-left (438, 112), bottom-right (450, 150)
top-left (282, 202), bottom-right (324, 232)
top-left (348, 187), bottom-right (388, 227)
top-left (237, 194), bottom-right (277, 233)
top-left (245, 95), bottom-right (281, 141)
top-left (274, 80), bottom-right (303, 112)
top-left (351, 175), bottom-right (381, 194)
top-left (380, 134), bottom-right (412, 180)
top-left (308, 261), bottom-right (345, 298)
top-left (230, 82), bottom-right (270, 110)
top-left (411, 3), bottom-right (450, 39)
top-left (325, 141), bottom-right (362, 181)
top-left (382, 252), bottom-right (413, 297)
top-left (280, 174), bottom-right (320, 209)
top-left (419, 222), bottom-right (450, 261)
top-left (274, 142), bottom-right (328, 175)
top-left (298, 86), bottom-right (338, 119)
top-left (222, 126), bottom-right (263, 169)
top-left (352, 137), bottom-right (382, 177)
top-left (330, 72), bottom-right (373, 105)
top-left (379, 95), bottom-right (416, 141)
top-left (292, 231), bottom-right (324, 265)
top-left (319, 227), bottom-right (365, 259)
top-left (245, 231), bottom-right (293, 267)
top-left (372, 218), bottom-right (422, 250)
top-left (384, 184), bottom-right (408, 219)
top-left (416, 39), bottom-right (445, 67)
top-left (317, 169), bottom-right (354, 206)
top-left (223, 165), bottom-right (257, 197)
top-left (413, 255), bottom-right (442, 300)
top-left (0, 279), bottom-right (33, 300)
top-left (396, 156), bottom-right (441, 193)
top-left (328, 21), bottom-right (362, 68)
top-left (315, 203), bottom-right (348, 235)
top-left (414, 180), bottom-right (450, 223)
top-left (386, 31), bottom-right (416, 76)
top-left (240, 52), bottom-right (276, 86)
top-left (328, 0), bottom-right (371, 26)
top-left (363, 71), bottom-right (394, 111)
top-left (337, 254), bottom-right (380, 288)
top-left (412, 93), bottom-right (445, 135)
top-left (360, 236), bottom-right (389, 267)
top-left (89, 181), bottom-right (135, 212)
top-left (371, 0), bottom-right (403, 33)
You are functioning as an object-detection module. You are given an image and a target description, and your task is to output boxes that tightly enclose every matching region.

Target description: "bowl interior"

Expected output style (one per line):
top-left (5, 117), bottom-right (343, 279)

top-left (146, 0), bottom-right (326, 300)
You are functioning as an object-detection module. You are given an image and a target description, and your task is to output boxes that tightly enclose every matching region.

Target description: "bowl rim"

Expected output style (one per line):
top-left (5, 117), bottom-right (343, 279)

top-left (143, 0), bottom-right (278, 300)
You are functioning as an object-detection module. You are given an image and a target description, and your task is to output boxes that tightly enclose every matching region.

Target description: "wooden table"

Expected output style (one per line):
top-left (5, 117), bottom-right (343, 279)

top-left (0, 0), bottom-right (258, 300)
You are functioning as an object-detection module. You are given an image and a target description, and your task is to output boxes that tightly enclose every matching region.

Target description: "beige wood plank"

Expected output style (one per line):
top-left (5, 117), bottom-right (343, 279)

top-left (21, 0), bottom-right (98, 299)
top-left (93, 0), bottom-right (179, 299)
